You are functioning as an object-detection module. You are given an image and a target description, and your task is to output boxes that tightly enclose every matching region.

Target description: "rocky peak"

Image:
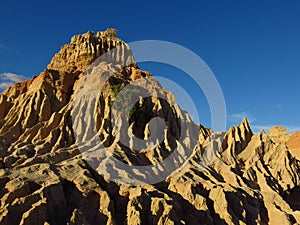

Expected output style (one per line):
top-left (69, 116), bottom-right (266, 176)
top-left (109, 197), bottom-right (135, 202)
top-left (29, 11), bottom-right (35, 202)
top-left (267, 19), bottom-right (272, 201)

top-left (220, 118), bottom-right (253, 165)
top-left (1, 30), bottom-right (300, 225)
top-left (47, 28), bottom-right (125, 74)
top-left (269, 126), bottom-right (290, 143)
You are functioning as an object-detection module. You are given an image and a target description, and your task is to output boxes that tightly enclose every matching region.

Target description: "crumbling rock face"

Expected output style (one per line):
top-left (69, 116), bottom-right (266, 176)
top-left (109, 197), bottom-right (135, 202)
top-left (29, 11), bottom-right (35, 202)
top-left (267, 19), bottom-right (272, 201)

top-left (269, 126), bottom-right (290, 144)
top-left (268, 126), bottom-right (300, 161)
top-left (48, 28), bottom-right (123, 74)
top-left (286, 132), bottom-right (300, 159)
top-left (0, 29), bottom-right (300, 225)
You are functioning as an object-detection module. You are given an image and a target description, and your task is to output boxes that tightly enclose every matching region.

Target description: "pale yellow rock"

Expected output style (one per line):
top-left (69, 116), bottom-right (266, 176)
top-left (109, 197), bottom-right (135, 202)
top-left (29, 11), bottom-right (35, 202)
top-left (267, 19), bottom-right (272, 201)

top-left (0, 29), bottom-right (299, 225)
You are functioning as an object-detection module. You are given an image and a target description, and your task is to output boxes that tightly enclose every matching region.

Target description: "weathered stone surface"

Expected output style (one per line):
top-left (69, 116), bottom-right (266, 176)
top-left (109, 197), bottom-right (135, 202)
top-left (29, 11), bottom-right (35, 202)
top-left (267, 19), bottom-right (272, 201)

top-left (286, 132), bottom-right (300, 160)
top-left (0, 29), bottom-right (300, 225)
top-left (269, 126), bottom-right (290, 143)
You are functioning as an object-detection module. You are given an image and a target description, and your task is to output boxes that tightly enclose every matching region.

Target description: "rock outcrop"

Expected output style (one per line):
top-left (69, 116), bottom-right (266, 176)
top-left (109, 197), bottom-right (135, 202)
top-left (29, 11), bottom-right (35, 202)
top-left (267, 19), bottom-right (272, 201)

top-left (0, 29), bottom-right (300, 225)
top-left (269, 126), bottom-right (290, 144)
top-left (268, 126), bottom-right (300, 161)
top-left (286, 132), bottom-right (300, 160)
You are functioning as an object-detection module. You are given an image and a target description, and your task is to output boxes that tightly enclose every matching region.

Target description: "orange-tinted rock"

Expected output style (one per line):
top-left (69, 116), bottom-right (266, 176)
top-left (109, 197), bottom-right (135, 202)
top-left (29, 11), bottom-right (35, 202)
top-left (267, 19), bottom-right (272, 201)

top-left (287, 132), bottom-right (300, 159)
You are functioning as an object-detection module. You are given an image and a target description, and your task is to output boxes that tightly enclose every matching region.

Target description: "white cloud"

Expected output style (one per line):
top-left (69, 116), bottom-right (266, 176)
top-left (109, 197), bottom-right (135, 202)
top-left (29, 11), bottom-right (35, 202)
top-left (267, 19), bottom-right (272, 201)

top-left (0, 82), bottom-right (14, 89)
top-left (2, 73), bottom-right (25, 83)
top-left (229, 111), bottom-right (300, 134)
top-left (251, 125), bottom-right (273, 133)
top-left (276, 104), bottom-right (284, 109)
top-left (285, 126), bottom-right (300, 133)
top-left (0, 73), bottom-right (26, 90)
top-left (228, 111), bottom-right (255, 124)
top-left (251, 125), bottom-right (300, 134)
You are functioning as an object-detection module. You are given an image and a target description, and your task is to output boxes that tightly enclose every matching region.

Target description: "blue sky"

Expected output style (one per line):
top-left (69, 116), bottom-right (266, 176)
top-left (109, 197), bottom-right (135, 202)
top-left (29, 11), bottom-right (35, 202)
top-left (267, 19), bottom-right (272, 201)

top-left (0, 0), bottom-right (300, 133)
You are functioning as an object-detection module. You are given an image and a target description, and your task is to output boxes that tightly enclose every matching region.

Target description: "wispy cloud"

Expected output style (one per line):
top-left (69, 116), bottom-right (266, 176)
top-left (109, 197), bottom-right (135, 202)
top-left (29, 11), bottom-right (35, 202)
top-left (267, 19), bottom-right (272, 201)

top-left (0, 43), bottom-right (19, 55)
top-left (285, 126), bottom-right (300, 133)
top-left (0, 73), bottom-right (26, 90)
top-left (0, 43), bottom-right (10, 52)
top-left (275, 104), bottom-right (284, 109)
top-left (228, 109), bottom-right (300, 134)
top-left (251, 125), bottom-right (273, 133)
top-left (251, 125), bottom-right (300, 134)
top-left (228, 111), bottom-right (255, 124)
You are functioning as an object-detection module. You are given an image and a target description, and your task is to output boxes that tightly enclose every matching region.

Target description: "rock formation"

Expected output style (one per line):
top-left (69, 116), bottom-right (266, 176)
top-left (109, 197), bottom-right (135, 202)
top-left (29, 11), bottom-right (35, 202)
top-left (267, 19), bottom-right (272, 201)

top-left (269, 126), bottom-right (300, 161)
top-left (269, 126), bottom-right (290, 144)
top-left (286, 132), bottom-right (300, 159)
top-left (0, 29), bottom-right (300, 225)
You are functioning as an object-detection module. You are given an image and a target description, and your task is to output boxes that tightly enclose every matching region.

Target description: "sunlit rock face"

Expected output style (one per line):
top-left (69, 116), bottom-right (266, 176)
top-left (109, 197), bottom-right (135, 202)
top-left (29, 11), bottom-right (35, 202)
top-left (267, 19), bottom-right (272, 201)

top-left (0, 29), bottom-right (300, 225)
